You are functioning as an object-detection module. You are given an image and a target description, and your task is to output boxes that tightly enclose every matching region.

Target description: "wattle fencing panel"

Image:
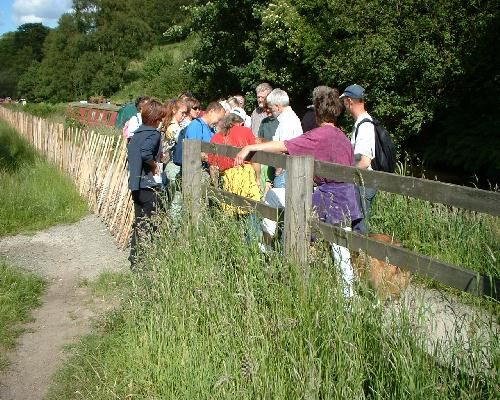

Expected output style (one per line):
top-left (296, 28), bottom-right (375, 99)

top-left (0, 107), bottom-right (133, 248)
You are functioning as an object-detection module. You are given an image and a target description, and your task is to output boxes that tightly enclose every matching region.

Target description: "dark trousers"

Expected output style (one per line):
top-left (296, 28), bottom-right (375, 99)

top-left (354, 186), bottom-right (377, 234)
top-left (129, 189), bottom-right (158, 267)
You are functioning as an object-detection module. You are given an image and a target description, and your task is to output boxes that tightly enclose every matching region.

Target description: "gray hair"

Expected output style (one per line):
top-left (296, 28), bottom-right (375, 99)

top-left (220, 113), bottom-right (244, 134)
top-left (255, 82), bottom-right (273, 95)
top-left (266, 88), bottom-right (289, 107)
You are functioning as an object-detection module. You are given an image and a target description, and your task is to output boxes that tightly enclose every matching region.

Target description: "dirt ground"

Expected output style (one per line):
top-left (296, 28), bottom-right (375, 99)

top-left (0, 215), bottom-right (128, 400)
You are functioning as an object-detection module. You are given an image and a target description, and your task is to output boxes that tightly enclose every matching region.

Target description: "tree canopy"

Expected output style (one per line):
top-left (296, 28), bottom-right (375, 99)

top-left (182, 0), bottom-right (499, 179)
top-left (0, 23), bottom-right (50, 98)
top-left (0, 0), bottom-right (498, 179)
top-left (2, 0), bottom-right (194, 101)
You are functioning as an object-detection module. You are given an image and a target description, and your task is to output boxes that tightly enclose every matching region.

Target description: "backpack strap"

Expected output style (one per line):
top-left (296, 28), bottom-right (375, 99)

top-left (353, 117), bottom-right (374, 142)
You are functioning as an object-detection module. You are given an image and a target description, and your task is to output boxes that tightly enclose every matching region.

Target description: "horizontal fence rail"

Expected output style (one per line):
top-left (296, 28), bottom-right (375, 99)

top-left (200, 141), bottom-right (499, 299)
top-left (201, 142), bottom-right (500, 217)
top-left (204, 183), bottom-right (499, 299)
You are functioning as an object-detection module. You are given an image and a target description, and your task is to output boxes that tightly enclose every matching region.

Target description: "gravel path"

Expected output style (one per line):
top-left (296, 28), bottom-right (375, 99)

top-left (0, 215), bottom-right (128, 400)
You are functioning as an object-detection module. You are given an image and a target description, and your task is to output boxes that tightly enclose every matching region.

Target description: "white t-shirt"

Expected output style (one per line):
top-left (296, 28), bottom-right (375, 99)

top-left (351, 112), bottom-right (375, 169)
top-left (273, 106), bottom-right (303, 141)
top-left (127, 112), bottom-right (142, 138)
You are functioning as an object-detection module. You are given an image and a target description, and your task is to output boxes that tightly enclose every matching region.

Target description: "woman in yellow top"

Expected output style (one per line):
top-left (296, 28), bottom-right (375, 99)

top-left (208, 109), bottom-right (261, 241)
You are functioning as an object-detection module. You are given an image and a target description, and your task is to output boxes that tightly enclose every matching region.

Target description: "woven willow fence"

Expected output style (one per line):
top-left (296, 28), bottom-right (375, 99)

top-left (0, 107), bottom-right (133, 248)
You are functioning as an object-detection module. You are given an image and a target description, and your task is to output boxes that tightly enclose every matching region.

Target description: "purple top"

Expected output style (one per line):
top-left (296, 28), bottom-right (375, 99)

top-left (285, 125), bottom-right (362, 227)
top-left (284, 125), bottom-right (353, 185)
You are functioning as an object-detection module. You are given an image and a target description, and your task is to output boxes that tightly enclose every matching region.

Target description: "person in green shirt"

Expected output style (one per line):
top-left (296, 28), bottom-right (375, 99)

top-left (257, 101), bottom-right (279, 197)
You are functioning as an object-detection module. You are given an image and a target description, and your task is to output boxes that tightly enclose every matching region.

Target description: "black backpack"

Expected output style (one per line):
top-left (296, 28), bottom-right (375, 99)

top-left (354, 118), bottom-right (397, 173)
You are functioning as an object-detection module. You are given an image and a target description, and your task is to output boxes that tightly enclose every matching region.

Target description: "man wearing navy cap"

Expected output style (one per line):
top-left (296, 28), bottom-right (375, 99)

top-left (340, 84), bottom-right (376, 234)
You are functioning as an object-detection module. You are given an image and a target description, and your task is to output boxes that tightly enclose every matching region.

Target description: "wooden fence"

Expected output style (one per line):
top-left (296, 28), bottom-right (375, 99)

top-left (0, 107), bottom-right (134, 248)
top-left (1, 107), bottom-right (499, 299)
top-left (181, 140), bottom-right (500, 300)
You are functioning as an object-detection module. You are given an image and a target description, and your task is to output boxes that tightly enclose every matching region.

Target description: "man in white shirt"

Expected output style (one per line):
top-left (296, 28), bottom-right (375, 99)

top-left (340, 84), bottom-right (376, 234)
top-left (266, 88), bottom-right (303, 188)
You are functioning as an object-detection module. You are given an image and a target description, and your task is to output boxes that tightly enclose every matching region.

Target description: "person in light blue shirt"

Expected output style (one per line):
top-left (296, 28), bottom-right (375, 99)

top-left (185, 101), bottom-right (226, 142)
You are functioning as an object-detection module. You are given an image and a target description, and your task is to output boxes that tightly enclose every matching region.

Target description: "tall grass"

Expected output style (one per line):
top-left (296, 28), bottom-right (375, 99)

top-left (0, 120), bottom-right (88, 236)
top-left (47, 209), bottom-right (498, 399)
top-left (0, 259), bottom-right (45, 370)
top-left (371, 191), bottom-right (500, 280)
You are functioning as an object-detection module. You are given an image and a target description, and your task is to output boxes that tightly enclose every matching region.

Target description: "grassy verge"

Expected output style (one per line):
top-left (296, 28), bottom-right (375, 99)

top-left (371, 191), bottom-right (500, 280)
top-left (3, 102), bottom-right (68, 119)
top-left (0, 120), bottom-right (88, 236)
top-left (47, 208), bottom-right (498, 399)
top-left (0, 259), bottom-right (45, 370)
top-left (80, 271), bottom-right (132, 300)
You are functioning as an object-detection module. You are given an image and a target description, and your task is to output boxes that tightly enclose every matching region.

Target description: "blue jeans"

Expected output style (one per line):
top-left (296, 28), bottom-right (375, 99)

top-left (355, 186), bottom-right (377, 234)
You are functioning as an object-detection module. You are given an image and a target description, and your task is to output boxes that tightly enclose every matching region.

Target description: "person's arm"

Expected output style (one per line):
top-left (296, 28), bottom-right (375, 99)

top-left (353, 122), bottom-right (375, 169)
top-left (141, 133), bottom-right (160, 174)
top-left (251, 162), bottom-right (261, 188)
top-left (355, 154), bottom-right (372, 169)
top-left (234, 140), bottom-right (287, 167)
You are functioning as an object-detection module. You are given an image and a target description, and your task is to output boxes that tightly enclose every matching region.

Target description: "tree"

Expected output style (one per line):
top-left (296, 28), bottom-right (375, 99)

top-left (0, 24), bottom-right (50, 98)
top-left (184, 0), bottom-right (269, 100)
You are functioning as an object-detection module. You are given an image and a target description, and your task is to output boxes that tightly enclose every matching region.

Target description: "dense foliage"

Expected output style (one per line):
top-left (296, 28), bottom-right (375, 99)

top-left (182, 0), bottom-right (499, 179)
top-left (0, 23), bottom-right (50, 98)
top-left (0, 0), bottom-right (498, 179)
top-left (184, 1), bottom-right (499, 143)
top-left (1, 0), bottom-right (194, 102)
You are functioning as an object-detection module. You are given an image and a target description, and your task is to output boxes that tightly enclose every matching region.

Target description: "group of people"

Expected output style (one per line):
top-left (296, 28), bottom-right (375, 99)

top-left (126, 83), bottom-right (378, 297)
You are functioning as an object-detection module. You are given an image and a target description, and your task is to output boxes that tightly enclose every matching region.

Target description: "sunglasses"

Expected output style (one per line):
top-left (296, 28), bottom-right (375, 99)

top-left (192, 106), bottom-right (200, 111)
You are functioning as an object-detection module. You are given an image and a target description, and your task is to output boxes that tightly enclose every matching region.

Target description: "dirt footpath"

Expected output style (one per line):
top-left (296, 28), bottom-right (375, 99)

top-left (0, 215), bottom-right (128, 400)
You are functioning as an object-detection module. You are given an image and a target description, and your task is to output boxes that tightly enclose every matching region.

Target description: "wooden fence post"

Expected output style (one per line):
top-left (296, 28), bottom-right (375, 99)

top-left (284, 155), bottom-right (315, 271)
top-left (182, 139), bottom-right (202, 226)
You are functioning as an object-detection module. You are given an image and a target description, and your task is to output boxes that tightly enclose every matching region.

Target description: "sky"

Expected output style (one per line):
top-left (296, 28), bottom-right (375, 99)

top-left (0, 0), bottom-right (72, 35)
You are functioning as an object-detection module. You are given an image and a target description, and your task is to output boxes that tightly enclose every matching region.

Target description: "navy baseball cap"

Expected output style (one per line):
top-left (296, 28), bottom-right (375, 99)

top-left (340, 84), bottom-right (366, 99)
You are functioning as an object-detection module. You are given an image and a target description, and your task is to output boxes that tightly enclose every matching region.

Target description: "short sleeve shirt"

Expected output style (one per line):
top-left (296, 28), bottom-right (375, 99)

top-left (208, 126), bottom-right (256, 172)
top-left (185, 118), bottom-right (214, 142)
top-left (285, 125), bottom-right (353, 184)
top-left (352, 112), bottom-right (375, 169)
top-left (274, 107), bottom-right (303, 141)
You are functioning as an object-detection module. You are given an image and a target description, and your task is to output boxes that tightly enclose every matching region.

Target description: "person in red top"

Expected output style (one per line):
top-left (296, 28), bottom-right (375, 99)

top-left (208, 108), bottom-right (261, 228)
top-left (209, 107), bottom-right (259, 175)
